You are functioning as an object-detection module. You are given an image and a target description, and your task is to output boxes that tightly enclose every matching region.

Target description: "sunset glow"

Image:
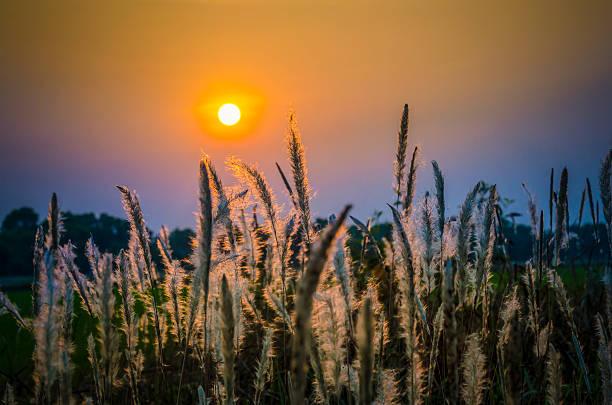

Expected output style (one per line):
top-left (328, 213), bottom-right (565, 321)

top-left (0, 1), bottom-right (611, 403)
top-left (217, 103), bottom-right (241, 126)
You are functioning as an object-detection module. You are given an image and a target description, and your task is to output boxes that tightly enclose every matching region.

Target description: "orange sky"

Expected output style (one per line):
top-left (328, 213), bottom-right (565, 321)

top-left (1, 0), bottom-right (611, 228)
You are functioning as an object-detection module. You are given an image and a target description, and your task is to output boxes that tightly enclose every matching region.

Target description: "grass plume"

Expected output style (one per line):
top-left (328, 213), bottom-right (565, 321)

top-left (290, 205), bottom-right (351, 405)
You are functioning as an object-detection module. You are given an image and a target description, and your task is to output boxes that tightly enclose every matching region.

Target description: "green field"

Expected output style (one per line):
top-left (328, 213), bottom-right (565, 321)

top-left (0, 288), bottom-right (99, 395)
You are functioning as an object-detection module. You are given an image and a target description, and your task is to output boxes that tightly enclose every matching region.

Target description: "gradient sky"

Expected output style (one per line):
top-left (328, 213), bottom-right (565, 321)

top-left (1, 0), bottom-right (611, 230)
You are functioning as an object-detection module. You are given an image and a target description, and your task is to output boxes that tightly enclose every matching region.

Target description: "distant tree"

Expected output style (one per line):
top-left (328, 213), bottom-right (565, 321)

top-left (0, 207), bottom-right (39, 277)
top-left (0, 205), bottom-right (605, 281)
top-left (169, 228), bottom-right (195, 261)
top-left (0, 207), bottom-right (199, 279)
top-left (1, 207), bottom-right (39, 231)
top-left (60, 212), bottom-right (131, 272)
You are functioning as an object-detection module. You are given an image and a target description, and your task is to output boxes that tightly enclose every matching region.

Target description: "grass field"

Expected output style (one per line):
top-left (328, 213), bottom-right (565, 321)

top-left (0, 110), bottom-right (610, 404)
top-left (0, 263), bottom-right (595, 384)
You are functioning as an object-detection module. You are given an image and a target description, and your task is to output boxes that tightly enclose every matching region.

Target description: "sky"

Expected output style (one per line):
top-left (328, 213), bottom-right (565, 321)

top-left (1, 0), bottom-right (611, 230)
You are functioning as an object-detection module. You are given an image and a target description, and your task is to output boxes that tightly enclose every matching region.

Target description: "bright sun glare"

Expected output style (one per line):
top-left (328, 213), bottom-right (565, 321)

top-left (218, 103), bottom-right (241, 126)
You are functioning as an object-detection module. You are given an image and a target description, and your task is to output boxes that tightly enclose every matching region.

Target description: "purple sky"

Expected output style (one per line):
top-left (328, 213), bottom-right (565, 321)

top-left (1, 1), bottom-right (611, 230)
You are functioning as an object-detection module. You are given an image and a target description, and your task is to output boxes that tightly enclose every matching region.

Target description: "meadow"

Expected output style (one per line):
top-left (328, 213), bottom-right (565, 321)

top-left (0, 107), bottom-right (610, 404)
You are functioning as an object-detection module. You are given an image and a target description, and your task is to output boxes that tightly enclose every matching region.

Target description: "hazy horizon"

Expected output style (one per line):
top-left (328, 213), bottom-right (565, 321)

top-left (1, 0), bottom-right (611, 230)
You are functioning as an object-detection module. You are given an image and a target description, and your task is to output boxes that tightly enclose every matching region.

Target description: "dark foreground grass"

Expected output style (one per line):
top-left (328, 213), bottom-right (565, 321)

top-left (0, 288), bottom-right (96, 396)
top-left (0, 265), bottom-right (598, 396)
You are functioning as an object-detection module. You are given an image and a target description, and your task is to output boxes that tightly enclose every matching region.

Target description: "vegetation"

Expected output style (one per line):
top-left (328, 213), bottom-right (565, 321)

top-left (0, 106), bottom-right (610, 404)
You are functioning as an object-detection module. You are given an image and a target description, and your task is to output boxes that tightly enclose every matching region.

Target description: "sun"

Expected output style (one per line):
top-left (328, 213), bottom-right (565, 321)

top-left (218, 103), bottom-right (241, 126)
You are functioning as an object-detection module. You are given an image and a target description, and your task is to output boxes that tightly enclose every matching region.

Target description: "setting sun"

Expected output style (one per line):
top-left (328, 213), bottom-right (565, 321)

top-left (218, 103), bottom-right (241, 126)
top-left (195, 88), bottom-right (264, 138)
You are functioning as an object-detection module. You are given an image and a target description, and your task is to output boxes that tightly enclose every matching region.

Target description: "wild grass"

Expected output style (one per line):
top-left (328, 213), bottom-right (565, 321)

top-left (0, 107), bottom-right (611, 404)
